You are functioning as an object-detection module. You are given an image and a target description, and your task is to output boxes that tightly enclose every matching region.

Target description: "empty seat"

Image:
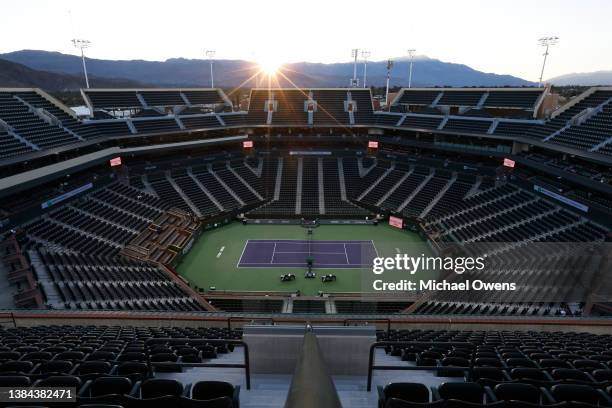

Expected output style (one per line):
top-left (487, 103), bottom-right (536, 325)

top-left (378, 382), bottom-right (431, 408)
top-left (190, 381), bottom-right (239, 408)
top-left (140, 378), bottom-right (184, 399)
top-left (437, 382), bottom-right (485, 404)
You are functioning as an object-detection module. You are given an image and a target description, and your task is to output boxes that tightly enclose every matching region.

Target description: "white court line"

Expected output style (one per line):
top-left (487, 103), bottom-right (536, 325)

top-left (370, 240), bottom-right (380, 258)
top-left (236, 240), bottom-right (250, 268)
top-left (274, 251), bottom-right (346, 254)
top-left (246, 239), bottom-right (372, 243)
top-left (343, 243), bottom-right (350, 264)
top-left (238, 262), bottom-right (372, 267)
top-left (270, 242), bottom-right (277, 264)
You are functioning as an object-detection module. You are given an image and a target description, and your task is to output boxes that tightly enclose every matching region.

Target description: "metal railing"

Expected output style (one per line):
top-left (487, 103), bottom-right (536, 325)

top-left (228, 316), bottom-right (275, 331)
top-left (144, 338), bottom-right (251, 389)
top-left (367, 341), bottom-right (476, 391)
top-left (0, 312), bottom-right (16, 327)
top-left (343, 318), bottom-right (391, 336)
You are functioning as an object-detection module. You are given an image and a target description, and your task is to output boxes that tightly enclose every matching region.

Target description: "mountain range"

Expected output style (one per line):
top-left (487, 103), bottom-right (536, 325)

top-left (0, 58), bottom-right (145, 91)
top-left (2, 50), bottom-right (609, 89)
top-left (547, 70), bottom-right (612, 86)
top-left (1, 50), bottom-right (535, 89)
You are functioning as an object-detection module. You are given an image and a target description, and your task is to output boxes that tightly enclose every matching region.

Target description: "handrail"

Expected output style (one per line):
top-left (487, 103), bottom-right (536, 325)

top-left (0, 312), bottom-right (16, 327)
top-left (367, 341), bottom-right (476, 391)
top-left (284, 331), bottom-right (342, 408)
top-left (227, 316), bottom-right (275, 331)
top-left (343, 318), bottom-right (391, 336)
top-left (144, 338), bottom-right (250, 389)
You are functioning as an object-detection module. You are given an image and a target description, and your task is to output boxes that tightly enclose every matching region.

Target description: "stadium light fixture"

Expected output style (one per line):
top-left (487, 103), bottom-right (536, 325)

top-left (350, 49), bottom-right (359, 87)
top-left (72, 39), bottom-right (91, 88)
top-left (385, 59), bottom-right (394, 108)
top-left (361, 50), bottom-right (371, 88)
top-left (206, 49), bottom-right (216, 88)
top-left (538, 36), bottom-right (559, 87)
top-left (407, 49), bottom-right (416, 88)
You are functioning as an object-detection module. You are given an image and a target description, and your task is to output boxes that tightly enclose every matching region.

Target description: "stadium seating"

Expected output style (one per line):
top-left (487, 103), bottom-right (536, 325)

top-left (191, 167), bottom-right (241, 211)
top-left (548, 101), bottom-right (612, 152)
top-left (170, 169), bottom-right (222, 217)
top-left (492, 121), bottom-right (536, 136)
top-left (31, 250), bottom-right (202, 311)
top-left (182, 90), bottom-right (226, 105)
top-left (246, 90), bottom-right (271, 124)
top-left (322, 158), bottom-right (369, 216)
top-left (0, 324), bottom-right (241, 405)
top-left (312, 89), bottom-right (350, 125)
top-left (0, 92), bottom-right (81, 149)
top-left (396, 90), bottom-right (442, 106)
top-left (0, 129), bottom-right (33, 159)
top-left (377, 329), bottom-right (612, 407)
top-left (220, 113), bottom-right (247, 127)
top-left (85, 90), bottom-right (143, 109)
top-left (483, 90), bottom-right (542, 109)
top-left (400, 114), bottom-right (443, 129)
top-left (374, 113), bottom-right (403, 126)
top-left (271, 89), bottom-right (308, 126)
top-left (133, 119), bottom-right (180, 133)
top-left (352, 89), bottom-right (376, 124)
top-left (437, 91), bottom-right (485, 106)
top-left (148, 173), bottom-right (194, 213)
top-left (526, 89), bottom-right (612, 140)
top-left (443, 118), bottom-right (492, 133)
top-left (250, 157), bottom-right (298, 217)
top-left (300, 158), bottom-right (320, 215)
top-left (139, 91), bottom-right (185, 107)
top-left (181, 115), bottom-right (222, 130)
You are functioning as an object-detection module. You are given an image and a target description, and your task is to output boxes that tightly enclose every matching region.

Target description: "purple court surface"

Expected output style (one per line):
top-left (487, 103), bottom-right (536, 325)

top-left (237, 239), bottom-right (378, 268)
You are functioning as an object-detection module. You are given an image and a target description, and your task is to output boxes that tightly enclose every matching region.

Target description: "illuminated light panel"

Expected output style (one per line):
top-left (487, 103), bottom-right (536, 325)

top-left (503, 158), bottom-right (516, 168)
top-left (389, 216), bottom-right (403, 229)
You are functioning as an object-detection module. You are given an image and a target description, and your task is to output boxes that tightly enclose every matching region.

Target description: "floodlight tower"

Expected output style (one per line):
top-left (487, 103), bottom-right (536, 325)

top-left (538, 37), bottom-right (558, 87)
top-left (206, 49), bottom-right (216, 88)
top-left (72, 39), bottom-right (91, 88)
top-left (361, 50), bottom-right (371, 88)
top-left (385, 59), bottom-right (394, 108)
top-left (351, 48), bottom-right (359, 87)
top-left (407, 49), bottom-right (416, 88)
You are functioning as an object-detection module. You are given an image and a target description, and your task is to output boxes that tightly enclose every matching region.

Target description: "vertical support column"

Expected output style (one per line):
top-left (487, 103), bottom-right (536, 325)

top-left (318, 158), bottom-right (325, 215)
top-left (295, 157), bottom-right (303, 215)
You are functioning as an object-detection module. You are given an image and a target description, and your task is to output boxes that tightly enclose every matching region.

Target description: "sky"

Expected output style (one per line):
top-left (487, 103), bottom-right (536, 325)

top-left (2, 0), bottom-right (611, 82)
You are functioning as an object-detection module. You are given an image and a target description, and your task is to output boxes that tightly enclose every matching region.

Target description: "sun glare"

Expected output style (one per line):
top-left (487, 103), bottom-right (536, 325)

top-left (259, 59), bottom-right (282, 76)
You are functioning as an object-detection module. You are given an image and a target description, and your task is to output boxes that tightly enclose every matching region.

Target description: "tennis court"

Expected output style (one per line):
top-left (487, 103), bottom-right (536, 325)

top-left (237, 239), bottom-right (378, 268)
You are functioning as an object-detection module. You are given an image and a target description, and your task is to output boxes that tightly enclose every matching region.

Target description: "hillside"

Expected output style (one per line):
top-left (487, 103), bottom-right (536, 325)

top-left (1, 50), bottom-right (535, 88)
top-left (547, 70), bottom-right (612, 86)
top-left (0, 58), bottom-right (147, 91)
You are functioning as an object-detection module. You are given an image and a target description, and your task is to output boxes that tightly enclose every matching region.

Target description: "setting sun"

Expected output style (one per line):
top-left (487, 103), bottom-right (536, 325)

top-left (258, 58), bottom-right (283, 76)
